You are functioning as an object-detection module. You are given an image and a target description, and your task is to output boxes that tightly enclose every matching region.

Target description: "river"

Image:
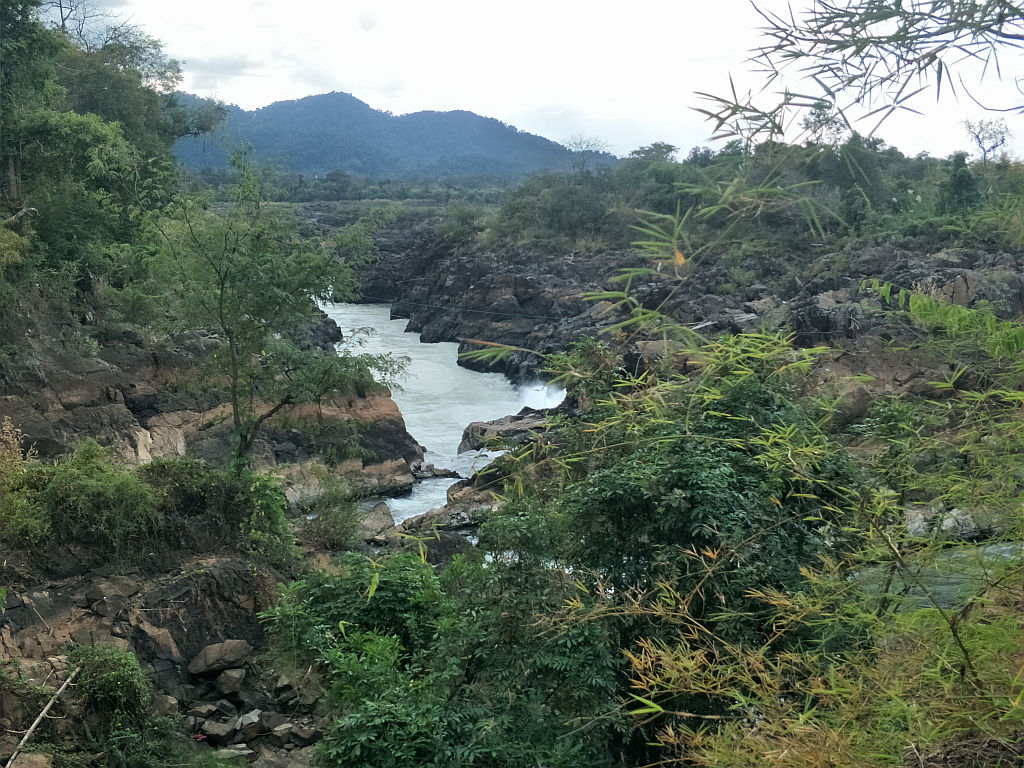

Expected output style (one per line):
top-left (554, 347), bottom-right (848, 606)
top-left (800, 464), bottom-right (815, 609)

top-left (322, 303), bottom-right (564, 522)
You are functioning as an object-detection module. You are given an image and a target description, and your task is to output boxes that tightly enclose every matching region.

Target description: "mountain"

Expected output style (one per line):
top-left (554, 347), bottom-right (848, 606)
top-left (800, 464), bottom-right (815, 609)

top-left (174, 91), bottom-right (603, 178)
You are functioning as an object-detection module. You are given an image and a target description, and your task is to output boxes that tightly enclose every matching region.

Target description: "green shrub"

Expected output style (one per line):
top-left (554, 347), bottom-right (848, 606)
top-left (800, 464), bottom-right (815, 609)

top-left (140, 458), bottom-right (299, 566)
top-left (66, 645), bottom-right (243, 768)
top-left (263, 553), bottom-right (440, 658)
top-left (33, 440), bottom-right (162, 559)
top-left (0, 491), bottom-right (49, 546)
top-left (242, 473), bottom-right (299, 567)
top-left (298, 469), bottom-right (360, 550)
top-left (68, 644), bottom-right (153, 727)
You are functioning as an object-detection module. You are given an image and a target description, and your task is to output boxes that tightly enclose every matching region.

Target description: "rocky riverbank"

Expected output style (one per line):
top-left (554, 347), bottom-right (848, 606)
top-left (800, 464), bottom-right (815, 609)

top-left (0, 295), bottom-right (423, 495)
top-left (362, 215), bottom-right (1024, 408)
top-left (0, 555), bottom-right (327, 768)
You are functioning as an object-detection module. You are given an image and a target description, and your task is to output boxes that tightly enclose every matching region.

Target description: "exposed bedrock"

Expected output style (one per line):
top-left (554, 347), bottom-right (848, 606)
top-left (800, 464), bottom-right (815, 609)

top-left (363, 220), bottom-right (1024, 384)
top-left (0, 297), bottom-right (422, 490)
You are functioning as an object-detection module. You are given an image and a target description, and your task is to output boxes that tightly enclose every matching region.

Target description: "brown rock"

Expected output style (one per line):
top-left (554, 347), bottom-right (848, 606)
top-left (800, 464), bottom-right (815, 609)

top-left (268, 723), bottom-right (294, 747)
top-left (358, 502), bottom-right (395, 539)
top-left (9, 754), bottom-right (53, 768)
top-left (188, 639), bottom-right (253, 675)
top-left (200, 718), bottom-right (237, 746)
top-left (131, 617), bottom-right (183, 662)
top-left (213, 747), bottom-right (256, 762)
top-left (152, 694), bottom-right (178, 717)
top-left (215, 667), bottom-right (246, 695)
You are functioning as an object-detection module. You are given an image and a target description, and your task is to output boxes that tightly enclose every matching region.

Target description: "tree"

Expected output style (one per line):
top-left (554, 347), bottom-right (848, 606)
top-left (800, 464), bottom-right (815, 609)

top-left (628, 142), bottom-right (679, 163)
top-left (564, 133), bottom-right (609, 175)
top-left (963, 117), bottom-right (1010, 163)
top-left (938, 151), bottom-right (981, 213)
top-left (157, 155), bottom-right (400, 462)
top-left (801, 99), bottom-right (846, 145)
top-left (0, 1), bottom-right (65, 211)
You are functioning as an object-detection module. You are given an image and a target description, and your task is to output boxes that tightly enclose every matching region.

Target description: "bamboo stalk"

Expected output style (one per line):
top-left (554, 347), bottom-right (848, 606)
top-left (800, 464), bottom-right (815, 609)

top-left (4, 667), bottom-right (79, 768)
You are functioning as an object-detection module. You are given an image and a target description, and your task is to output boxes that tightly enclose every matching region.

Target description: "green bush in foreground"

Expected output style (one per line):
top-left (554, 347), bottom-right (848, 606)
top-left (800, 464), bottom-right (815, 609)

top-left (0, 434), bottom-right (297, 567)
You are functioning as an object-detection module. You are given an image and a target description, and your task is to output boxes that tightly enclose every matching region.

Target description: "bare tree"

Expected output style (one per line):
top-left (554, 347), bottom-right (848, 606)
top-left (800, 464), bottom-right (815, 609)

top-left (41, 0), bottom-right (111, 40)
top-left (964, 118), bottom-right (1011, 163)
top-left (564, 133), bottom-right (609, 175)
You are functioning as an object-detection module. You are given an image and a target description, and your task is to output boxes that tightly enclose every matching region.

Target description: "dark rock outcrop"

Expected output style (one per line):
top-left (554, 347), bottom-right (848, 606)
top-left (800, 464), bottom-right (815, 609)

top-left (362, 219), bottom-right (1024, 396)
top-left (360, 219), bottom-right (643, 379)
top-left (458, 407), bottom-right (549, 453)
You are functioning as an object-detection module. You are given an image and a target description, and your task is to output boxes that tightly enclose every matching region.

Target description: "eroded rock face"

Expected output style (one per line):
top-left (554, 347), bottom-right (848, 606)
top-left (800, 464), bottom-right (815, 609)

top-left (361, 222), bottom-right (643, 379)
top-left (363, 221), bottom-right (1024, 386)
top-left (0, 296), bottom-right (423, 489)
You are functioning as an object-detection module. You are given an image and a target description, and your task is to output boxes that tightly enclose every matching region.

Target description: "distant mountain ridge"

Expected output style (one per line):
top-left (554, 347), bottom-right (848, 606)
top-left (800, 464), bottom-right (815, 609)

top-left (174, 91), bottom-right (604, 178)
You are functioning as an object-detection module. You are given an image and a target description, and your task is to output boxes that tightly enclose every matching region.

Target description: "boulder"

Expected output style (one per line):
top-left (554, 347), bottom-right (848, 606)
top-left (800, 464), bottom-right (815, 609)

top-left (236, 709), bottom-right (264, 741)
top-left (9, 754), bottom-right (53, 768)
top-left (358, 502), bottom-right (395, 540)
top-left (458, 409), bottom-right (547, 453)
top-left (188, 640), bottom-right (253, 676)
top-left (411, 462), bottom-right (460, 480)
top-left (130, 616), bottom-right (183, 662)
top-left (268, 723), bottom-right (295, 747)
top-left (215, 668), bottom-right (246, 695)
top-left (152, 694), bottom-right (179, 717)
top-left (290, 726), bottom-right (322, 747)
top-left (200, 719), bottom-right (237, 746)
top-left (213, 747), bottom-right (257, 762)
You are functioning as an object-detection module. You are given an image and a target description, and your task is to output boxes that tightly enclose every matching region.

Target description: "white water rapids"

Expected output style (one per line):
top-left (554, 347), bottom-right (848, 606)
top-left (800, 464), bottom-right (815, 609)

top-left (322, 303), bottom-right (565, 522)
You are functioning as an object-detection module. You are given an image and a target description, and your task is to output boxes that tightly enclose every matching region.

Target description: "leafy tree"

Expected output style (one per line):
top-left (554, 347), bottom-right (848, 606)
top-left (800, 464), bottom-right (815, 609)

top-left (938, 151), bottom-right (981, 213)
top-left (628, 142), bottom-right (679, 163)
top-left (156, 155), bottom-right (401, 462)
top-left (800, 99), bottom-right (845, 145)
top-left (52, 11), bottom-right (224, 157)
top-left (0, 0), bottom-right (219, 301)
top-left (0, 0), bottom-right (65, 212)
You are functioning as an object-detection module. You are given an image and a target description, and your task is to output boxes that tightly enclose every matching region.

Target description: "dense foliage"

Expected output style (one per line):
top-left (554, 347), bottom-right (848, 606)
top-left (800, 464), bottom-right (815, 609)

top-left (0, 426), bottom-right (298, 567)
top-left (4, 2), bottom-right (1024, 767)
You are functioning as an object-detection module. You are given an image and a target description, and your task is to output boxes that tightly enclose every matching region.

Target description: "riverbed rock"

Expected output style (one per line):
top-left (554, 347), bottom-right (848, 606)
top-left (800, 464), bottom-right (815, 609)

top-left (458, 408), bottom-right (548, 453)
top-left (411, 461), bottom-right (460, 479)
top-left (359, 502), bottom-right (395, 539)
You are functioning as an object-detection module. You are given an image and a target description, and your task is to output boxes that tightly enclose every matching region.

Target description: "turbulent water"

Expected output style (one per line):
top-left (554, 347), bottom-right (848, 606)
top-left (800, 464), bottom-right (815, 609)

top-left (322, 303), bottom-right (564, 522)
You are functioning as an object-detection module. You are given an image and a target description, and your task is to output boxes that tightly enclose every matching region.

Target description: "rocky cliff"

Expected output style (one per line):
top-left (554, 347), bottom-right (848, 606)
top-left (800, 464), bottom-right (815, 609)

top-left (362, 218), bottom-right (1024, 396)
top-left (360, 218), bottom-right (646, 378)
top-left (0, 294), bottom-right (423, 495)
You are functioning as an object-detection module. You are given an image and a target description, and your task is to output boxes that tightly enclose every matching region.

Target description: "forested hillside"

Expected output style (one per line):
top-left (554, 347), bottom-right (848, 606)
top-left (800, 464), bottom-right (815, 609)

top-left (174, 91), bottom-right (607, 179)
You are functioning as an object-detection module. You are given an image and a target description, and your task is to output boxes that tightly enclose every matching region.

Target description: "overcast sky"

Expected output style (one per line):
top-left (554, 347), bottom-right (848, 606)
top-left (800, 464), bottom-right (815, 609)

top-left (91, 0), bottom-right (1023, 158)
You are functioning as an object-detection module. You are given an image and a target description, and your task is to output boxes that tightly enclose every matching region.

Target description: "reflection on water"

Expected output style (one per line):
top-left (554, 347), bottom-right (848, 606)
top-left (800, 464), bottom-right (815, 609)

top-left (322, 303), bottom-right (564, 522)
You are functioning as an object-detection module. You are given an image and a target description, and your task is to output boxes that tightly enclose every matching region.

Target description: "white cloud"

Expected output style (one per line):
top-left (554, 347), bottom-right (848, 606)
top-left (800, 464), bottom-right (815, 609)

top-left (91, 0), bottom-right (1024, 157)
